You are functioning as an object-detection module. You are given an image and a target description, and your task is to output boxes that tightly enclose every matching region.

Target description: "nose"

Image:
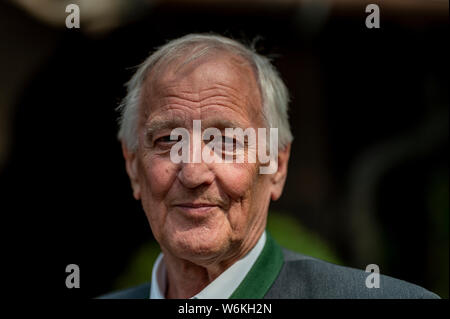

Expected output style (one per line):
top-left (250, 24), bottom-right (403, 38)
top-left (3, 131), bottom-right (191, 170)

top-left (177, 162), bottom-right (215, 189)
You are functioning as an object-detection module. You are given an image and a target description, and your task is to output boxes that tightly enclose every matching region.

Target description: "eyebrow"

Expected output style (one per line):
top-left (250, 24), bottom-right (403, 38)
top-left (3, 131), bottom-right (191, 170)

top-left (145, 118), bottom-right (187, 139)
top-left (201, 118), bottom-right (249, 130)
top-left (145, 117), bottom-right (251, 138)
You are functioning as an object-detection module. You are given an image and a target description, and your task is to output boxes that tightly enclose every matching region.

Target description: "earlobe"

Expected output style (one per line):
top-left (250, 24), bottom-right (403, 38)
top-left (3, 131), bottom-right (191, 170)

top-left (270, 143), bottom-right (291, 201)
top-left (122, 143), bottom-right (141, 200)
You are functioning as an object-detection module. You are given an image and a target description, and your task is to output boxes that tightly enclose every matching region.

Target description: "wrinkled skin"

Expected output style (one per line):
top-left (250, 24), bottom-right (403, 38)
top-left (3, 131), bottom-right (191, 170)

top-left (122, 52), bottom-right (291, 298)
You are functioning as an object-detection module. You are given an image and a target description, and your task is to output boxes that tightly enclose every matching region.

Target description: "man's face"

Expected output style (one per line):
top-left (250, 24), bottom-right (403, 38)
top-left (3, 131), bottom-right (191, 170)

top-left (123, 52), bottom-right (289, 265)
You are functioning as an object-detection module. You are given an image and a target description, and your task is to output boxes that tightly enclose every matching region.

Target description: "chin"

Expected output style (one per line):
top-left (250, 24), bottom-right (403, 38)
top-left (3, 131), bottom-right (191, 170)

top-left (167, 229), bottom-right (230, 263)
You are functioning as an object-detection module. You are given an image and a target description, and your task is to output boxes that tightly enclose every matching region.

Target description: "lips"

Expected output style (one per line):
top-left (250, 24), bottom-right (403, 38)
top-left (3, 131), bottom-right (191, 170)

top-left (176, 203), bottom-right (217, 208)
top-left (173, 202), bottom-right (219, 216)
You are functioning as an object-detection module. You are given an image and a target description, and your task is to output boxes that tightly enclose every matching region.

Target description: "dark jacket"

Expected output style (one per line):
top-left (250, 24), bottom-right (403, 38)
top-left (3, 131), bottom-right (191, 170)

top-left (99, 234), bottom-right (440, 299)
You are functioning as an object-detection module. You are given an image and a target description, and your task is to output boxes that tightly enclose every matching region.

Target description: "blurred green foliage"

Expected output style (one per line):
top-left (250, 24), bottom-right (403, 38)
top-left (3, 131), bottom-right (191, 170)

top-left (266, 211), bottom-right (341, 264)
top-left (113, 211), bottom-right (340, 290)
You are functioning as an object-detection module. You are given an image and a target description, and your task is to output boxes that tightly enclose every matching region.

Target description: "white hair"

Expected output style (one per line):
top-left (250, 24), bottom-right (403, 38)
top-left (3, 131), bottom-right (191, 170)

top-left (117, 33), bottom-right (293, 152)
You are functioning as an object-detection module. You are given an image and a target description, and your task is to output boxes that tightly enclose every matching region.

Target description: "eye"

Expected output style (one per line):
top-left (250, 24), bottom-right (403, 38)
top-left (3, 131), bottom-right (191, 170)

top-left (221, 136), bottom-right (236, 152)
top-left (221, 136), bottom-right (245, 155)
top-left (155, 135), bottom-right (173, 143)
top-left (222, 136), bottom-right (235, 145)
top-left (154, 135), bottom-right (181, 148)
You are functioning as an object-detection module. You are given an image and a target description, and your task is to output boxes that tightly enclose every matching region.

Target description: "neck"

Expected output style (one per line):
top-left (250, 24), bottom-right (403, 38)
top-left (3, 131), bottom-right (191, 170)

top-left (162, 230), bottom-right (264, 299)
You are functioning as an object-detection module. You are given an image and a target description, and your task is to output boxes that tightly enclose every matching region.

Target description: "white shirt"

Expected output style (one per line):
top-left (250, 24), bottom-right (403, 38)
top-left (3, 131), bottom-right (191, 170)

top-left (149, 231), bottom-right (267, 299)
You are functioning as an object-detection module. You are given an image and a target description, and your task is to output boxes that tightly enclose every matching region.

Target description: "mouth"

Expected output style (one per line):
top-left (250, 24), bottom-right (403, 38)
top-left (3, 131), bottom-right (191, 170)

top-left (173, 202), bottom-right (219, 216)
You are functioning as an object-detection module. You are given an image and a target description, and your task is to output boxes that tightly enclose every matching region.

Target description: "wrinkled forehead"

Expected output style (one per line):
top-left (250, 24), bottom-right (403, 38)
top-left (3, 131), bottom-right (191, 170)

top-left (140, 50), bottom-right (263, 118)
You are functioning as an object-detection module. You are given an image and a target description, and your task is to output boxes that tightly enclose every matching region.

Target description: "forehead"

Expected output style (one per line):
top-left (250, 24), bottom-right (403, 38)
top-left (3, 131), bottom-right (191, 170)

top-left (140, 51), bottom-right (263, 125)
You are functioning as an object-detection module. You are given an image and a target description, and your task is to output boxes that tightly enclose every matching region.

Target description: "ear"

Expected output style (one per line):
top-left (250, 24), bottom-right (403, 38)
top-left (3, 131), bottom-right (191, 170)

top-left (270, 143), bottom-right (291, 201)
top-left (122, 143), bottom-right (141, 200)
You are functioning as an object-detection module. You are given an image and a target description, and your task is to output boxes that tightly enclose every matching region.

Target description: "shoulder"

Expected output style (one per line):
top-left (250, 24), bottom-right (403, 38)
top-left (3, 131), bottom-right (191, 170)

top-left (96, 282), bottom-right (151, 299)
top-left (265, 249), bottom-right (440, 299)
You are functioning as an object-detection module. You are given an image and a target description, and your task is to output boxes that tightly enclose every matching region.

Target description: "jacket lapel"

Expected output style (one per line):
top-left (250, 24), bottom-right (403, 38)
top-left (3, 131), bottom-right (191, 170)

top-left (229, 232), bottom-right (284, 299)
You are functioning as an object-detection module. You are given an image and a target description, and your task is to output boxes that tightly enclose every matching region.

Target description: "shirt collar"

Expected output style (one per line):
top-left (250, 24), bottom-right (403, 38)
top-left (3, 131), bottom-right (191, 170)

top-left (149, 253), bottom-right (167, 299)
top-left (150, 231), bottom-right (267, 299)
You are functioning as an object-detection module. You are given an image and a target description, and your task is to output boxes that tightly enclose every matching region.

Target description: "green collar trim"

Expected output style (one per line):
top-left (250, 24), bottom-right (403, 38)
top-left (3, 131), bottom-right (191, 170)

top-left (229, 232), bottom-right (284, 299)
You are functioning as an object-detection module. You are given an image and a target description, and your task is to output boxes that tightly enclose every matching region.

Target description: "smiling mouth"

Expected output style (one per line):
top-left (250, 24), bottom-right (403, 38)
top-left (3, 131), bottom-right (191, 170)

top-left (173, 203), bottom-right (219, 216)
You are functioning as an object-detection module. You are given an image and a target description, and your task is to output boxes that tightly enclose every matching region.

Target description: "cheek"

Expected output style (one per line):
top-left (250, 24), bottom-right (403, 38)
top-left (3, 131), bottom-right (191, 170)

top-left (214, 163), bottom-right (271, 233)
top-left (138, 155), bottom-right (177, 205)
top-left (214, 163), bottom-right (256, 199)
top-left (214, 163), bottom-right (261, 229)
top-left (138, 155), bottom-right (178, 242)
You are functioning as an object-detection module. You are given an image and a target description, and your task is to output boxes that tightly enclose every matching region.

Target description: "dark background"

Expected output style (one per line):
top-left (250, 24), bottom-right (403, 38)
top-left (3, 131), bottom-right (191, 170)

top-left (0, 0), bottom-right (448, 298)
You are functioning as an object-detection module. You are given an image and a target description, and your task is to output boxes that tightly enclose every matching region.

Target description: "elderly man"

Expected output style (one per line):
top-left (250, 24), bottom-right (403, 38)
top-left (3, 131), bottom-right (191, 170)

top-left (101, 34), bottom-right (438, 299)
